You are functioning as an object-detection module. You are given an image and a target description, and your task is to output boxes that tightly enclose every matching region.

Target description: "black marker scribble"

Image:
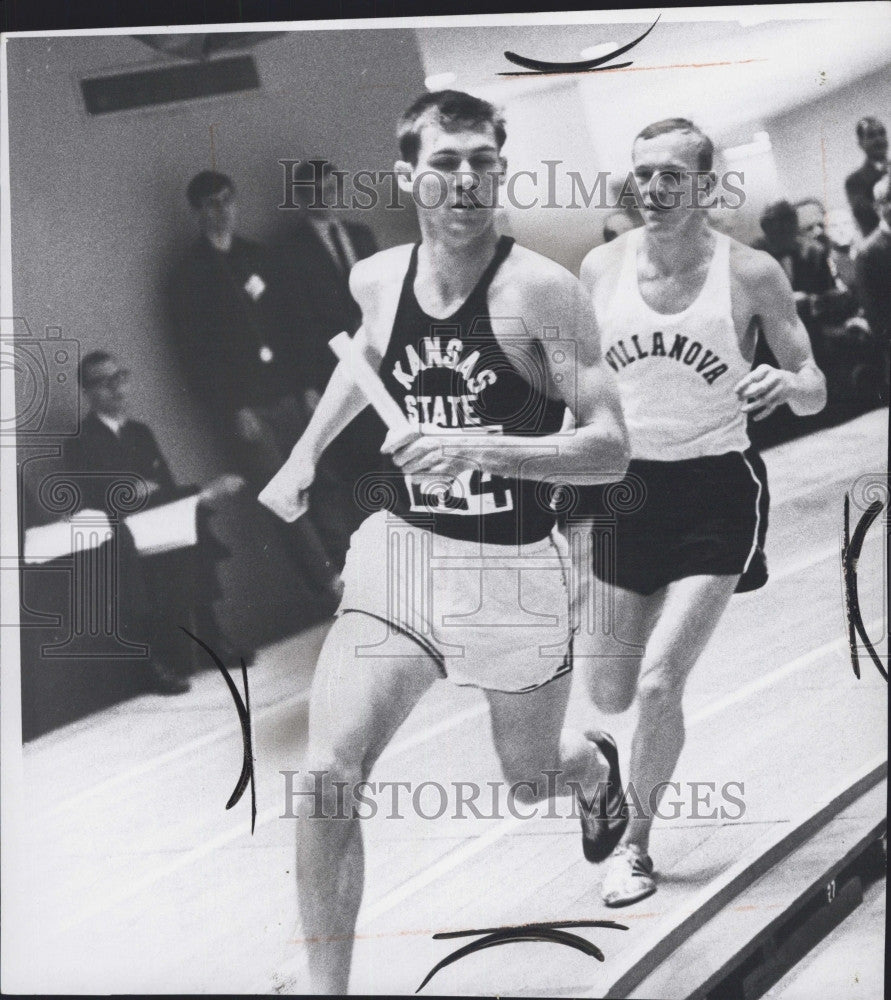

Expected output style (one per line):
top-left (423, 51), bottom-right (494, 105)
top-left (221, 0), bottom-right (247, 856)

top-left (500, 15), bottom-right (659, 76)
top-left (417, 919), bottom-right (627, 992)
top-left (181, 627), bottom-right (258, 831)
top-left (842, 494), bottom-right (888, 681)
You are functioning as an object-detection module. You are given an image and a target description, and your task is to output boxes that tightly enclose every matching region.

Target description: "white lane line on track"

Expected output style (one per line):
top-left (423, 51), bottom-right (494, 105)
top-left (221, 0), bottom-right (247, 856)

top-left (49, 704), bottom-right (491, 937)
top-left (353, 619), bottom-right (883, 931)
top-left (42, 682), bottom-right (482, 825)
top-left (50, 617), bottom-right (882, 943)
top-left (771, 544), bottom-right (839, 583)
top-left (41, 685), bottom-right (313, 821)
top-left (42, 529), bottom-right (863, 822)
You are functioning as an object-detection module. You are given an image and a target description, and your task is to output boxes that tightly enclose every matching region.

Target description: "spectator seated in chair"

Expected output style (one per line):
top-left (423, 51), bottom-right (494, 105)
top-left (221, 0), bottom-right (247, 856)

top-left (62, 350), bottom-right (250, 693)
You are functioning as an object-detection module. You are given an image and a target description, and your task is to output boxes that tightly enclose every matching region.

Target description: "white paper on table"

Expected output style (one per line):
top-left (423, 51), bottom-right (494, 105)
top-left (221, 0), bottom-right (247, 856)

top-left (124, 494), bottom-right (200, 556)
top-left (22, 509), bottom-right (113, 565)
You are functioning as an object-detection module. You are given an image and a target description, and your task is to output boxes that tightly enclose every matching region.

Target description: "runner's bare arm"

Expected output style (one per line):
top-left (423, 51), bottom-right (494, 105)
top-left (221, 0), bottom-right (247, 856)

top-left (520, 267), bottom-right (630, 481)
top-left (283, 253), bottom-right (400, 468)
top-left (257, 256), bottom-right (396, 518)
top-left (734, 251), bottom-right (827, 420)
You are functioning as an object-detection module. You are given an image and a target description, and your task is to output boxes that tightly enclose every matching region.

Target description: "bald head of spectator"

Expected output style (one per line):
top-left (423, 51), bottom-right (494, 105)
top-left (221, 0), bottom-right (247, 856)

top-left (825, 208), bottom-right (856, 250)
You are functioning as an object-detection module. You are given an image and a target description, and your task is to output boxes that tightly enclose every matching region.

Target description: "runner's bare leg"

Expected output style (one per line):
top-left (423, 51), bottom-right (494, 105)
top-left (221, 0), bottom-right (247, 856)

top-left (620, 574), bottom-right (739, 851)
top-left (486, 673), bottom-right (609, 805)
top-left (295, 612), bottom-right (439, 994)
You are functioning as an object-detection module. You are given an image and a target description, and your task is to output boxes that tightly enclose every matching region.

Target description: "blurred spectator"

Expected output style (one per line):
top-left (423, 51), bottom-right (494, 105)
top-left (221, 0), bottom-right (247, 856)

top-left (755, 199), bottom-right (835, 301)
top-left (277, 159), bottom-right (383, 563)
top-left (845, 117), bottom-right (888, 238)
top-left (754, 200), bottom-right (870, 412)
top-left (819, 201), bottom-right (885, 406)
top-left (170, 171), bottom-right (298, 472)
top-left (855, 174), bottom-right (891, 355)
top-left (824, 209), bottom-right (859, 291)
top-left (62, 351), bottom-right (248, 693)
top-left (168, 170), bottom-right (342, 599)
top-left (602, 209), bottom-right (640, 243)
top-left (278, 160), bottom-right (378, 407)
top-left (794, 197), bottom-right (827, 249)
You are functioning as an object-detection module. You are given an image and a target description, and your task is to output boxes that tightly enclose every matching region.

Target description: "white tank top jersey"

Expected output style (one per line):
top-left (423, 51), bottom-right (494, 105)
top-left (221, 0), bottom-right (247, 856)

top-left (599, 228), bottom-right (752, 461)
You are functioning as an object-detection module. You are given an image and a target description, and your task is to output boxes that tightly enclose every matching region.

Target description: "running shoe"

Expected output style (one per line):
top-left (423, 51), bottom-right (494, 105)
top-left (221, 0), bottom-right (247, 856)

top-left (578, 731), bottom-right (628, 864)
top-left (601, 843), bottom-right (656, 907)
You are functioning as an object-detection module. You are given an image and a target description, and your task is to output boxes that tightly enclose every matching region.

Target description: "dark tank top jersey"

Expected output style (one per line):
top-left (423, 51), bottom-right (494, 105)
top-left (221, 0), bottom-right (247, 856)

top-left (376, 235), bottom-right (566, 545)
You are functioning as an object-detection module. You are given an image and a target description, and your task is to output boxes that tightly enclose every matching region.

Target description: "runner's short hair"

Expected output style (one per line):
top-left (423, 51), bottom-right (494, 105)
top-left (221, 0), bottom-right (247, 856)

top-left (397, 90), bottom-right (506, 165)
top-left (634, 118), bottom-right (714, 172)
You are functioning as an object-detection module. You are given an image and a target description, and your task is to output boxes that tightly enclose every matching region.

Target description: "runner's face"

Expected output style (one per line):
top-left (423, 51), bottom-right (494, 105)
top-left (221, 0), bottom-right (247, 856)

top-left (632, 132), bottom-right (710, 232)
top-left (410, 122), bottom-right (504, 239)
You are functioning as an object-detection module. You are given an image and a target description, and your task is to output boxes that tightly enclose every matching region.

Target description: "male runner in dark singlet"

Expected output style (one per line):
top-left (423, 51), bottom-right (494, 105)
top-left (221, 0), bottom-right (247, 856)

top-left (261, 90), bottom-right (630, 993)
top-left (577, 118), bottom-right (827, 907)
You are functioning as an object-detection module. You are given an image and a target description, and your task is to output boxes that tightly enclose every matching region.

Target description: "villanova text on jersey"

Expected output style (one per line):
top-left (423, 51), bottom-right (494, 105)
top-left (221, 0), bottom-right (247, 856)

top-left (603, 332), bottom-right (729, 385)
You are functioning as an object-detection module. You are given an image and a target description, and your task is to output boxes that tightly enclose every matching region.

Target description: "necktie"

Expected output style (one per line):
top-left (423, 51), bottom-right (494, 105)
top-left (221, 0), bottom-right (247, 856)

top-left (328, 222), bottom-right (351, 275)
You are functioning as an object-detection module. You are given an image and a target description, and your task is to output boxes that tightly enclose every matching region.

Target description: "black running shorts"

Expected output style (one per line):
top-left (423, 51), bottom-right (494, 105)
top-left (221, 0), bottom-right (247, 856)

top-left (576, 448), bottom-right (770, 596)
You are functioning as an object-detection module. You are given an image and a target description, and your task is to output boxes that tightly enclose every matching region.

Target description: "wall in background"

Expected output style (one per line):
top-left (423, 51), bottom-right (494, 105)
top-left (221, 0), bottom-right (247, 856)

top-left (7, 19), bottom-right (890, 489)
top-left (7, 30), bottom-right (425, 484)
top-left (765, 62), bottom-right (891, 214)
top-left (415, 13), bottom-right (890, 268)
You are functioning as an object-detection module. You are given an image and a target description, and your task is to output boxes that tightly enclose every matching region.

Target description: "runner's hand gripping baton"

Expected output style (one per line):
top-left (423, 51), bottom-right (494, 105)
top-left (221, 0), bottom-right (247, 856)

top-left (258, 330), bottom-right (414, 522)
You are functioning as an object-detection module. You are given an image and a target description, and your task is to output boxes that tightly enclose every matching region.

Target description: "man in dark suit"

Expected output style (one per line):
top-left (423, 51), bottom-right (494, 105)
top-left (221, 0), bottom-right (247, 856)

top-left (169, 170), bottom-right (341, 597)
top-left (278, 160), bottom-right (378, 400)
top-left (62, 351), bottom-right (245, 693)
top-left (845, 117), bottom-right (888, 239)
top-left (277, 160), bottom-right (383, 562)
top-left (855, 175), bottom-right (891, 404)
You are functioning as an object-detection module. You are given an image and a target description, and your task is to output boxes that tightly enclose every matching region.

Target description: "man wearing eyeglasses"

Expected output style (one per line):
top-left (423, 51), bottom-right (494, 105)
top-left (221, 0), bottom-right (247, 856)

top-left (67, 354), bottom-right (177, 505)
top-left (62, 351), bottom-right (245, 694)
top-left (845, 117), bottom-right (888, 239)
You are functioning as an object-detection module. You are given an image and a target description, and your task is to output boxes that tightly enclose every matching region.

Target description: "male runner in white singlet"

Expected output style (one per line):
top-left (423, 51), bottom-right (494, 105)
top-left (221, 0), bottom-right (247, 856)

top-left (577, 119), bottom-right (827, 907)
top-left (261, 91), bottom-right (630, 993)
